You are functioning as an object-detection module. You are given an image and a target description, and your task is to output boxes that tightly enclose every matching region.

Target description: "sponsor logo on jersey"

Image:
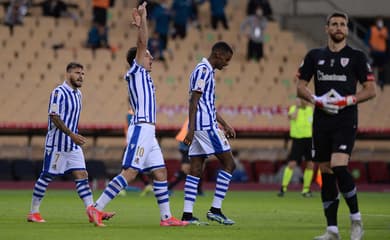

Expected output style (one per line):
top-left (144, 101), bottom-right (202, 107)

top-left (338, 145), bottom-right (347, 150)
top-left (317, 70), bottom-right (347, 82)
top-left (340, 58), bottom-right (349, 67)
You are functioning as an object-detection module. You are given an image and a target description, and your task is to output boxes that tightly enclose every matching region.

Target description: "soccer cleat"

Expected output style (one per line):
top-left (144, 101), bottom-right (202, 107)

top-left (313, 230), bottom-right (341, 240)
top-left (350, 220), bottom-right (364, 240)
top-left (206, 211), bottom-right (235, 225)
top-left (302, 191), bottom-right (313, 198)
top-left (27, 212), bottom-right (46, 223)
top-left (88, 210), bottom-right (116, 223)
top-left (86, 205), bottom-right (105, 227)
top-left (160, 216), bottom-right (189, 226)
top-left (277, 191), bottom-right (285, 197)
top-left (182, 216), bottom-right (209, 226)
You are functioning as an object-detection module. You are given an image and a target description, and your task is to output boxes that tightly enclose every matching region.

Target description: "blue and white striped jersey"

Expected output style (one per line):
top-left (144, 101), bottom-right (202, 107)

top-left (45, 82), bottom-right (82, 152)
top-left (124, 60), bottom-right (156, 124)
top-left (189, 58), bottom-right (217, 130)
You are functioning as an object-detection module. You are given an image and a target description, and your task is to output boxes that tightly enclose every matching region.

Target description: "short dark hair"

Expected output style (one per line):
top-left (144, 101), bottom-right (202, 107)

top-left (126, 47), bottom-right (137, 65)
top-left (66, 62), bottom-right (83, 72)
top-left (326, 12), bottom-right (348, 25)
top-left (211, 41), bottom-right (233, 55)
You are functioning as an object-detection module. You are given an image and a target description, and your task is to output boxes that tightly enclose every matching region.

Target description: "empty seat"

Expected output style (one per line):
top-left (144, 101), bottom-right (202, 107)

top-left (12, 160), bottom-right (36, 180)
top-left (165, 159), bottom-right (181, 182)
top-left (0, 160), bottom-right (13, 180)
top-left (240, 160), bottom-right (254, 182)
top-left (205, 159), bottom-right (221, 182)
top-left (367, 161), bottom-right (390, 183)
top-left (253, 160), bottom-right (276, 183)
top-left (86, 160), bottom-right (107, 180)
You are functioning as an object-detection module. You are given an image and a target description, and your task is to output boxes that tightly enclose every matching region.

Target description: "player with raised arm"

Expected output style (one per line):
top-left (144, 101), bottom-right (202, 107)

top-left (86, 2), bottom-right (188, 227)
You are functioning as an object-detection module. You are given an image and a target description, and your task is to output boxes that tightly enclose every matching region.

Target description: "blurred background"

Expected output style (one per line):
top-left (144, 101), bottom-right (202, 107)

top-left (0, 0), bottom-right (389, 188)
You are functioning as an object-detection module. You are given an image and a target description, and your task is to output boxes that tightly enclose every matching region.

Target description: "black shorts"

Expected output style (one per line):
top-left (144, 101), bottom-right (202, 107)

top-left (288, 138), bottom-right (312, 164)
top-left (312, 123), bottom-right (357, 162)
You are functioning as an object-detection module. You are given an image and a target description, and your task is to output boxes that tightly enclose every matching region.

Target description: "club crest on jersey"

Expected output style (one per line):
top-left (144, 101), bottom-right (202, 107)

top-left (340, 58), bottom-right (349, 67)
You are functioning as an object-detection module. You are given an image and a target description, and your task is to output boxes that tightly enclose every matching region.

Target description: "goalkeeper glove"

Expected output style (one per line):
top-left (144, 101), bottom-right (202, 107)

top-left (328, 95), bottom-right (357, 110)
top-left (312, 95), bottom-right (339, 115)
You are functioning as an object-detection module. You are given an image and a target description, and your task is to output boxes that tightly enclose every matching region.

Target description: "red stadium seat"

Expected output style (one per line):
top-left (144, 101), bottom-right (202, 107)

top-left (205, 159), bottom-right (221, 182)
top-left (165, 159), bottom-right (181, 182)
top-left (367, 161), bottom-right (390, 183)
top-left (253, 160), bottom-right (276, 183)
top-left (241, 160), bottom-right (255, 182)
top-left (348, 161), bottom-right (368, 184)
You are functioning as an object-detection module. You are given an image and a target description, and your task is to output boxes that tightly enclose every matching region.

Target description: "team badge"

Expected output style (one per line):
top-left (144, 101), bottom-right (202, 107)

top-left (50, 103), bottom-right (58, 113)
top-left (196, 79), bottom-right (205, 90)
top-left (340, 58), bottom-right (349, 67)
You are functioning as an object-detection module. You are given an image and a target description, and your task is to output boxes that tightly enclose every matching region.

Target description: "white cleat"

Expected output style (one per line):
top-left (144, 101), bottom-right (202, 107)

top-left (313, 230), bottom-right (341, 240)
top-left (350, 220), bottom-right (364, 240)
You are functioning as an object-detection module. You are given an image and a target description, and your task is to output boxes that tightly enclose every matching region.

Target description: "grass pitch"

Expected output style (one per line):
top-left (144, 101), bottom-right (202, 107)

top-left (1, 190), bottom-right (389, 240)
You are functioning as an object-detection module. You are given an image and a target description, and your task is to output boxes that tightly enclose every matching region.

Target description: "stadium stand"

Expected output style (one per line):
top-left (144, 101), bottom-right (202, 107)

top-left (0, 0), bottom-right (389, 184)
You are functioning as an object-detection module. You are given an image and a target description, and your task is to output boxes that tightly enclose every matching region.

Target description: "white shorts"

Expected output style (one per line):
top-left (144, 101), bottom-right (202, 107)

top-left (43, 148), bottom-right (86, 175)
top-left (122, 123), bottom-right (165, 173)
top-left (189, 128), bottom-right (231, 157)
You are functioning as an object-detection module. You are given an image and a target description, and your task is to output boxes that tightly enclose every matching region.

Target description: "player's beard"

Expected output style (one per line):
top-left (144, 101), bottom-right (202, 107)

top-left (70, 77), bottom-right (82, 88)
top-left (330, 32), bottom-right (346, 43)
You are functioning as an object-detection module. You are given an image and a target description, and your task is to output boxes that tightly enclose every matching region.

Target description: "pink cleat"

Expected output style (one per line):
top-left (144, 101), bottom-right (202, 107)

top-left (27, 212), bottom-right (46, 223)
top-left (160, 216), bottom-right (189, 227)
top-left (86, 205), bottom-right (105, 227)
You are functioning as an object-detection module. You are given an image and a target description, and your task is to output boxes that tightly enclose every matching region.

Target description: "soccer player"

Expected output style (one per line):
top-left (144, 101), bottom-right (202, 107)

top-left (296, 12), bottom-right (376, 240)
top-left (278, 98), bottom-right (314, 197)
top-left (27, 62), bottom-right (115, 223)
top-left (181, 41), bottom-right (236, 225)
top-left (86, 2), bottom-right (188, 227)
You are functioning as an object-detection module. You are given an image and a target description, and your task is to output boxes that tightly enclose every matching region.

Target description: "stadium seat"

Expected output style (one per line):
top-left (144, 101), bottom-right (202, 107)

top-left (367, 161), bottom-right (390, 183)
top-left (253, 160), bottom-right (276, 183)
top-left (240, 160), bottom-right (255, 182)
top-left (12, 160), bottom-right (36, 180)
top-left (205, 159), bottom-right (221, 182)
top-left (86, 160), bottom-right (107, 181)
top-left (0, 160), bottom-right (13, 180)
top-left (348, 161), bottom-right (368, 184)
top-left (165, 159), bottom-right (181, 182)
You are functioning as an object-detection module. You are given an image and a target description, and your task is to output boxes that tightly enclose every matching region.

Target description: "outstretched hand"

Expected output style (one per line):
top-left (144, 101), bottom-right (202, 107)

top-left (131, 1), bottom-right (147, 27)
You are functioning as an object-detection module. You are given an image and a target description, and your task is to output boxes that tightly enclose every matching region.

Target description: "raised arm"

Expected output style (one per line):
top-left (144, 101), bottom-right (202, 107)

top-left (132, 2), bottom-right (148, 64)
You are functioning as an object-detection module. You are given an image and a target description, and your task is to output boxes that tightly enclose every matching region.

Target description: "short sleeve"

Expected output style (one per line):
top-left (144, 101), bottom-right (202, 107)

top-left (296, 50), bottom-right (316, 82)
top-left (190, 66), bottom-right (210, 93)
top-left (354, 51), bottom-right (375, 84)
top-left (48, 89), bottom-right (63, 116)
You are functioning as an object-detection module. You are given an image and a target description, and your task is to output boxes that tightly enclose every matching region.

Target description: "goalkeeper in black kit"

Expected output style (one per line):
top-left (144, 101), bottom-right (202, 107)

top-left (295, 12), bottom-right (376, 240)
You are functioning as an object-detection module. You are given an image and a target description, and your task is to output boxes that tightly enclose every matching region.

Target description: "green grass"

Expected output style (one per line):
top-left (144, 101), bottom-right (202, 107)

top-left (1, 190), bottom-right (389, 240)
